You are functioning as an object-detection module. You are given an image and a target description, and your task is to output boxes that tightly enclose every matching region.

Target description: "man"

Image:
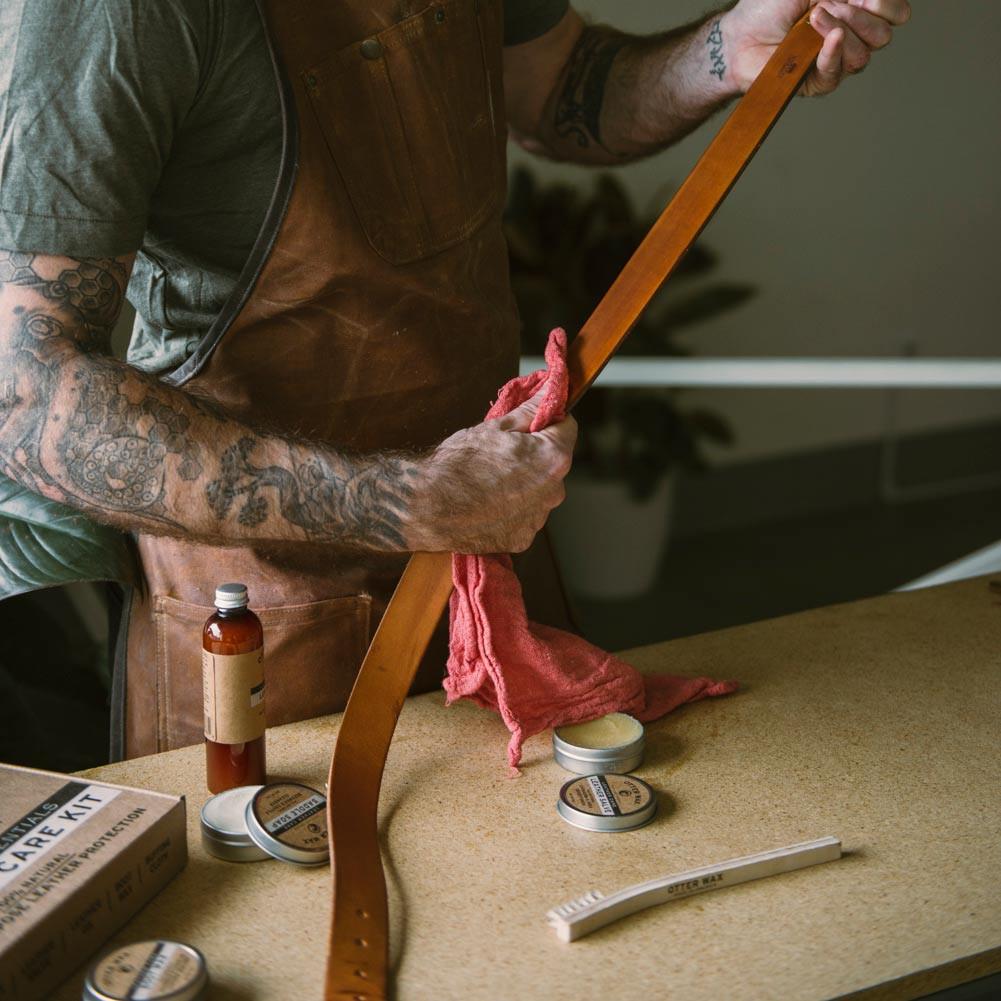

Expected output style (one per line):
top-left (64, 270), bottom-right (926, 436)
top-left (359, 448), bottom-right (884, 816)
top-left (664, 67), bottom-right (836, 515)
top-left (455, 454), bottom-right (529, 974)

top-left (0, 0), bottom-right (909, 759)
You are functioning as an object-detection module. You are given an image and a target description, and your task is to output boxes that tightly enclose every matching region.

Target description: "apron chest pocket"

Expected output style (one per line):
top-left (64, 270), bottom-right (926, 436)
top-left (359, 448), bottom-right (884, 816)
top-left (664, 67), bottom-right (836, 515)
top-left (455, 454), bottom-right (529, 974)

top-left (153, 593), bottom-right (371, 750)
top-left (303, 0), bottom-right (504, 265)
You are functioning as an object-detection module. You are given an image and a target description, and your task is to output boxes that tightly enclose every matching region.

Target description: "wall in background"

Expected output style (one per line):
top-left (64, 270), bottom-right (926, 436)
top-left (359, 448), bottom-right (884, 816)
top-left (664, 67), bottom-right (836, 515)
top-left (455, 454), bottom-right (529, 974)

top-left (509, 1), bottom-right (1001, 464)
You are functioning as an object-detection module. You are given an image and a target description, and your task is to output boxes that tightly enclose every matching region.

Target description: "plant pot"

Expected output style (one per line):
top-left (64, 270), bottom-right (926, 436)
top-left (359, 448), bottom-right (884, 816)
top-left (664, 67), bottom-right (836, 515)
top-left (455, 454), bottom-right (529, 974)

top-left (547, 471), bottom-right (675, 600)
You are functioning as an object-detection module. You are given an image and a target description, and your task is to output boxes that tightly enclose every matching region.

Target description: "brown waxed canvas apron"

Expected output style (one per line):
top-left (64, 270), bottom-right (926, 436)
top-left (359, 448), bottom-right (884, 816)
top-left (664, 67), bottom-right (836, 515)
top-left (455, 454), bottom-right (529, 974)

top-left (118, 0), bottom-right (571, 758)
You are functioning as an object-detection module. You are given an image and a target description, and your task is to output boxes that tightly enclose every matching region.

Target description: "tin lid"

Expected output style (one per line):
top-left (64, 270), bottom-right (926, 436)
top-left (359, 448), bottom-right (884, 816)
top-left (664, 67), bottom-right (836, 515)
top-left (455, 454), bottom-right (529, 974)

top-left (83, 940), bottom-right (208, 1001)
top-left (557, 774), bottom-right (658, 833)
top-left (553, 713), bottom-right (645, 774)
top-left (244, 782), bottom-right (329, 866)
top-left (200, 785), bottom-right (269, 863)
top-left (213, 582), bottom-right (248, 610)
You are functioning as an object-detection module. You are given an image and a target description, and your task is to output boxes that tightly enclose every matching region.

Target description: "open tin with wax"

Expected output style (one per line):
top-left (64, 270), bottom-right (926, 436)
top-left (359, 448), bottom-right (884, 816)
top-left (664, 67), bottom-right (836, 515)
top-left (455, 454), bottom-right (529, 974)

top-left (553, 712), bottom-right (645, 774)
top-left (200, 784), bottom-right (269, 862)
top-left (200, 781), bottom-right (329, 866)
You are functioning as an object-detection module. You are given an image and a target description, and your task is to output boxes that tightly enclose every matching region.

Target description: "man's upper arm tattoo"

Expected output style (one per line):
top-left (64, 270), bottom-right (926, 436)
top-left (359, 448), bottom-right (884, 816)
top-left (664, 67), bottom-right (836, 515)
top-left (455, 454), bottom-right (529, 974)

top-left (0, 252), bottom-right (131, 492)
top-left (0, 250), bottom-right (205, 531)
top-left (0, 251), bottom-right (126, 349)
top-left (553, 28), bottom-right (630, 153)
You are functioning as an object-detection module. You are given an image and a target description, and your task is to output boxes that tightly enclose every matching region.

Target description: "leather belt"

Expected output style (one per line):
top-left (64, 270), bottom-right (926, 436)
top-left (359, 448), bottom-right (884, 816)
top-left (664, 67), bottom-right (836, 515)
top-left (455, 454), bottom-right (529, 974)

top-left (324, 15), bottom-right (823, 1000)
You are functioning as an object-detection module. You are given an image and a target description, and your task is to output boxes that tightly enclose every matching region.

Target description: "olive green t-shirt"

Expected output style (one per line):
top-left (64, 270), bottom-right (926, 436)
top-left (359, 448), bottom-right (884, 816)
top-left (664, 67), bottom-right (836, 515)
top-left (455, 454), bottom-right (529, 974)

top-left (0, 0), bottom-right (568, 375)
top-left (0, 0), bottom-right (568, 598)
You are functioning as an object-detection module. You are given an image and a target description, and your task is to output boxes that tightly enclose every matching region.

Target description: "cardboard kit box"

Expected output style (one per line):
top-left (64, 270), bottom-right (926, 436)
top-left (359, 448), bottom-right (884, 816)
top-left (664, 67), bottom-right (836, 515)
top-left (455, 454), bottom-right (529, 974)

top-left (0, 764), bottom-right (187, 1000)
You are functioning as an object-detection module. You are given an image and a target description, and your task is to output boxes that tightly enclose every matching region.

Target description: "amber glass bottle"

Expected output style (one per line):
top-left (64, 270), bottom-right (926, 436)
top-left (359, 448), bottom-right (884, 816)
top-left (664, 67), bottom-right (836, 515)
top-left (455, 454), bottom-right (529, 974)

top-left (202, 583), bottom-right (267, 793)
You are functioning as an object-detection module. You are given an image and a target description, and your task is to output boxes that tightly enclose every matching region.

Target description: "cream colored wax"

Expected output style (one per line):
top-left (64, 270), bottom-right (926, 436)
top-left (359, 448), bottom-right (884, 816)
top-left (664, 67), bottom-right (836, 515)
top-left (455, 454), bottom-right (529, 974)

top-left (555, 712), bottom-right (643, 749)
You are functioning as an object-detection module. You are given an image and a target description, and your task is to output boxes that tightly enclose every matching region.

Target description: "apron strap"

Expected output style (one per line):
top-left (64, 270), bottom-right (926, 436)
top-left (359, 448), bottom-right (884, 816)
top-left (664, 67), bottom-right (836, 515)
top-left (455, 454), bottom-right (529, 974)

top-left (324, 15), bottom-right (823, 1000)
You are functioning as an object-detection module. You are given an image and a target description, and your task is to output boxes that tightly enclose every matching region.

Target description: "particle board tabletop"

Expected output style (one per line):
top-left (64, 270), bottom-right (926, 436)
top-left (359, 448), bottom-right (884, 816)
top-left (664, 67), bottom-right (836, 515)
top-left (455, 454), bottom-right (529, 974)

top-left (54, 576), bottom-right (1000, 1000)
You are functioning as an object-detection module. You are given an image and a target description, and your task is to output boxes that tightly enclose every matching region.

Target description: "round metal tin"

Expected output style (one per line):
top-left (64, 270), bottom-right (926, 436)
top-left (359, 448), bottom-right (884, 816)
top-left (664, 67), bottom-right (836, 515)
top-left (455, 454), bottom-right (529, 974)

top-left (245, 782), bottom-right (329, 866)
top-left (557, 774), bottom-right (658, 833)
top-left (553, 713), bottom-right (645, 775)
top-left (200, 785), bottom-right (269, 862)
top-left (83, 940), bottom-right (208, 1001)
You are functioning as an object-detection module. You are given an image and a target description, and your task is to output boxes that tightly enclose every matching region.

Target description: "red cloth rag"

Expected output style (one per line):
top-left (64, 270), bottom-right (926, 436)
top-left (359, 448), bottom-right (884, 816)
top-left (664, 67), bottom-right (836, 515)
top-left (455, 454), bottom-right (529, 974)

top-left (445, 328), bottom-right (738, 770)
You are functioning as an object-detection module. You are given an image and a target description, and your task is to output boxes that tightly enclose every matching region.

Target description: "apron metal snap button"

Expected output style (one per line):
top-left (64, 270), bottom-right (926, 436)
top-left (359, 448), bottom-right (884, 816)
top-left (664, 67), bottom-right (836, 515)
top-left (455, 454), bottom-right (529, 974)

top-left (359, 38), bottom-right (383, 59)
top-left (434, 8), bottom-right (446, 22)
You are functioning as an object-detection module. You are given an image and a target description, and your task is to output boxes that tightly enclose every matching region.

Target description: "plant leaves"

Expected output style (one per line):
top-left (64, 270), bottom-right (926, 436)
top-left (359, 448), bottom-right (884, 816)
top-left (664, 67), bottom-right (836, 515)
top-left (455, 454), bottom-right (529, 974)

top-left (686, 409), bottom-right (736, 445)
top-left (657, 283), bottom-right (757, 332)
top-left (506, 168), bottom-right (750, 497)
top-left (0, 475), bottom-right (139, 601)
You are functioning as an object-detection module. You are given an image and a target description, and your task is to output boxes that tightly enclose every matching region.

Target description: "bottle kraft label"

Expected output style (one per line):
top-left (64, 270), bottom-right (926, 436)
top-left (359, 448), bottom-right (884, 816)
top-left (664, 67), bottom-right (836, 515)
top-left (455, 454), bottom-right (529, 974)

top-left (202, 648), bottom-right (265, 744)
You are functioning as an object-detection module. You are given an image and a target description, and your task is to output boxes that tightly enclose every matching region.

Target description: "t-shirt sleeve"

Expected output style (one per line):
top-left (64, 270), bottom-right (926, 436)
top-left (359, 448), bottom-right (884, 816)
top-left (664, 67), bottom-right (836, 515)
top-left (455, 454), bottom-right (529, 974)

top-left (0, 0), bottom-right (204, 258)
top-left (504, 0), bottom-right (571, 46)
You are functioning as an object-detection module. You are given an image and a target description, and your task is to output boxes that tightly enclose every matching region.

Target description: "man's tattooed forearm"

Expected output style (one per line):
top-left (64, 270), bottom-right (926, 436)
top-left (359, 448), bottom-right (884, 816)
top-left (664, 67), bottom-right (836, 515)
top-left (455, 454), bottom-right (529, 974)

top-left (60, 358), bottom-right (204, 520)
top-left (207, 436), bottom-right (415, 550)
top-left (707, 19), bottom-right (726, 82)
top-left (553, 28), bottom-right (630, 152)
top-left (0, 250), bottom-right (416, 549)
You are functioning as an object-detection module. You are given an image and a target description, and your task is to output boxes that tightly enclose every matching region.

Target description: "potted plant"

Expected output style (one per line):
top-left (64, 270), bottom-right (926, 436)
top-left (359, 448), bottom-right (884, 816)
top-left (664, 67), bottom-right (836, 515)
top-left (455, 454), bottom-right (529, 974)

top-left (505, 168), bottom-right (754, 599)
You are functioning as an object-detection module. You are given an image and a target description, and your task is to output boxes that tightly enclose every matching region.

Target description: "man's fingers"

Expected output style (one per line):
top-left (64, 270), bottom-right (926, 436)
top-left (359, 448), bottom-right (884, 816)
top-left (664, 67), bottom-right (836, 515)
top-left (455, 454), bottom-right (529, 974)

top-left (843, 0), bottom-right (911, 27)
top-left (809, 23), bottom-right (845, 95)
top-left (820, 1), bottom-right (894, 49)
top-left (814, 5), bottom-right (872, 73)
top-left (493, 385), bottom-right (547, 432)
top-left (550, 479), bottom-right (567, 508)
top-left (536, 413), bottom-right (578, 460)
top-left (838, 25), bottom-right (873, 75)
top-left (533, 433), bottom-right (575, 485)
